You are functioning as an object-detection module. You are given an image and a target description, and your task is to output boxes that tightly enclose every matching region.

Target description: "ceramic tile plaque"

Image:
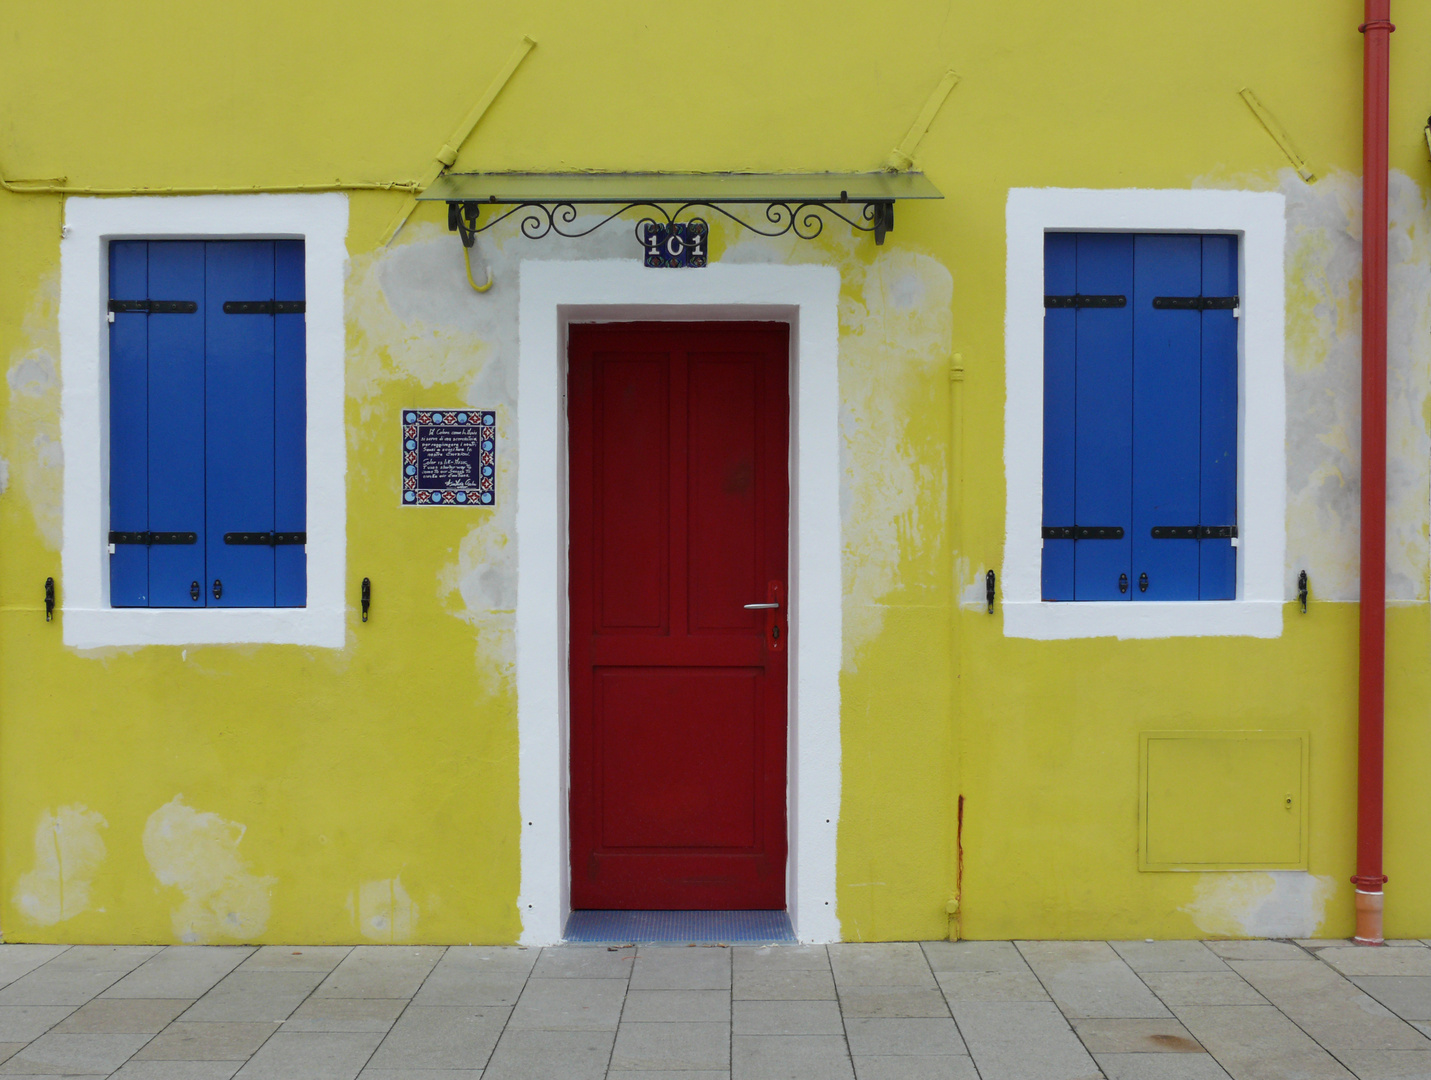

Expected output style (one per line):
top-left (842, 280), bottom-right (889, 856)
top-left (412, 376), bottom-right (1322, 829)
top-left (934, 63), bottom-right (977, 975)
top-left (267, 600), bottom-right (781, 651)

top-left (402, 408), bottom-right (496, 505)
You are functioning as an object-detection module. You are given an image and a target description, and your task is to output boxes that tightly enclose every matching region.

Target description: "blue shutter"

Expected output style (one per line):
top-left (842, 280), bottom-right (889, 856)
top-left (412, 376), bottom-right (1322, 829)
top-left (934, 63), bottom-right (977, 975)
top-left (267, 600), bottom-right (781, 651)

top-left (146, 242), bottom-right (208, 606)
top-left (1132, 236), bottom-right (1202, 600)
top-left (273, 241), bottom-right (307, 607)
top-left (108, 242), bottom-right (151, 607)
top-left (1199, 235), bottom-right (1238, 599)
top-left (1042, 233), bottom-right (1077, 600)
top-left (1073, 234), bottom-right (1134, 600)
top-left (205, 242), bottom-right (276, 607)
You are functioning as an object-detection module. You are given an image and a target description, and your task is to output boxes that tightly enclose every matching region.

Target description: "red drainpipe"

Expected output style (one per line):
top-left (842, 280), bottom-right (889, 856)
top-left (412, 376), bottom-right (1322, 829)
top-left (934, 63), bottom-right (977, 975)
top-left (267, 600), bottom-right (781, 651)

top-left (1354, 0), bottom-right (1394, 946)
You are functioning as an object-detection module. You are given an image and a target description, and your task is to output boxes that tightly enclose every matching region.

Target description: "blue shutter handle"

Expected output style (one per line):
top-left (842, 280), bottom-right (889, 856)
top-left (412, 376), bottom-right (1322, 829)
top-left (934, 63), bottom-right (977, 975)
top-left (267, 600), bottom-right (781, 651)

top-left (191, 581), bottom-right (201, 603)
top-left (212, 579), bottom-right (222, 600)
top-left (1139, 572), bottom-right (1149, 593)
top-left (1119, 573), bottom-right (1128, 594)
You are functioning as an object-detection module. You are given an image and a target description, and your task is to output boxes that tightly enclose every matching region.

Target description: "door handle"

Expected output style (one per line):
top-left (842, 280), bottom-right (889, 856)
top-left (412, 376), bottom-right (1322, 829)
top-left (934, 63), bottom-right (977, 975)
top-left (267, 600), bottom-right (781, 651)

top-left (744, 602), bottom-right (780, 609)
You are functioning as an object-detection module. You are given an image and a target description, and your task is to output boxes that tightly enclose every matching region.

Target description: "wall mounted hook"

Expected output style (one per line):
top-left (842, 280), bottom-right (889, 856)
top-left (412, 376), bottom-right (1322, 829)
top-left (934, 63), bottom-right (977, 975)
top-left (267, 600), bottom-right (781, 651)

top-left (1298, 570), bottom-right (1309, 614)
top-left (361, 578), bottom-right (371, 623)
top-left (986, 570), bottom-right (996, 614)
top-left (44, 578), bottom-right (54, 622)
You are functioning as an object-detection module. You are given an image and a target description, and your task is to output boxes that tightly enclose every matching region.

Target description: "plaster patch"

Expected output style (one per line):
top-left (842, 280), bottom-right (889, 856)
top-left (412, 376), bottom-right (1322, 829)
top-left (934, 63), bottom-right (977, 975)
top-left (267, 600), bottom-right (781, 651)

top-left (5, 273), bottom-right (63, 549)
top-left (348, 876), bottom-right (418, 942)
top-left (142, 796), bottom-right (275, 942)
top-left (14, 805), bottom-right (108, 926)
top-left (1180, 870), bottom-right (1336, 938)
top-left (1281, 169), bottom-right (1431, 601)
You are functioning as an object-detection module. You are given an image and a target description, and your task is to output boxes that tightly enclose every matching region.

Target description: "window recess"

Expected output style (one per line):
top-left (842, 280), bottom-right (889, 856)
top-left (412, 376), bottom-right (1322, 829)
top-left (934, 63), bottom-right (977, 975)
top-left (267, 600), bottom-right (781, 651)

top-left (1041, 232), bottom-right (1238, 602)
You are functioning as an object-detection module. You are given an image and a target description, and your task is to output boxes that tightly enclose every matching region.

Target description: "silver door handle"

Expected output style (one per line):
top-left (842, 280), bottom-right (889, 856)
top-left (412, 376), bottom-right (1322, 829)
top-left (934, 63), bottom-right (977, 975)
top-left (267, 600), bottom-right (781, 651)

top-left (744, 602), bottom-right (780, 609)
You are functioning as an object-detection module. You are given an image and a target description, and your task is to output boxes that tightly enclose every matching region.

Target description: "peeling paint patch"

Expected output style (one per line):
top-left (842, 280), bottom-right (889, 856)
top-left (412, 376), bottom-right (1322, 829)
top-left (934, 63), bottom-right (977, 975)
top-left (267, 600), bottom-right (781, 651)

top-left (348, 876), bottom-right (417, 942)
top-left (5, 272), bottom-right (63, 549)
top-left (143, 796), bottom-right (275, 942)
top-left (14, 805), bottom-right (108, 926)
top-left (1180, 870), bottom-right (1336, 938)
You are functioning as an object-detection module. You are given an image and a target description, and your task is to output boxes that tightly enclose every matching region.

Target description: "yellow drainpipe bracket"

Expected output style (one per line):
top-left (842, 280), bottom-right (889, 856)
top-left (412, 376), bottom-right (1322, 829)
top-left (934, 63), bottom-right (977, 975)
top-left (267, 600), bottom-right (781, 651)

top-left (381, 34), bottom-right (538, 247)
top-left (950, 352), bottom-right (965, 382)
top-left (885, 70), bottom-right (959, 172)
top-left (1239, 88), bottom-right (1316, 183)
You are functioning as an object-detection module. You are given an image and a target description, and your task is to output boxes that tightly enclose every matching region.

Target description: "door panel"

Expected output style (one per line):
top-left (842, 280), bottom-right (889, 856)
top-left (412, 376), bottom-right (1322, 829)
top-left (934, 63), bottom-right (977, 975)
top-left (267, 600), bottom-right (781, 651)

top-left (569, 322), bottom-right (789, 910)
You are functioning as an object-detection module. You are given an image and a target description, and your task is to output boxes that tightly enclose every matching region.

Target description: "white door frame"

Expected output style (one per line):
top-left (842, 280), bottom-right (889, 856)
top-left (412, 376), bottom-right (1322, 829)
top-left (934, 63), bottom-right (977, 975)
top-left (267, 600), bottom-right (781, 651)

top-left (515, 260), bottom-right (843, 944)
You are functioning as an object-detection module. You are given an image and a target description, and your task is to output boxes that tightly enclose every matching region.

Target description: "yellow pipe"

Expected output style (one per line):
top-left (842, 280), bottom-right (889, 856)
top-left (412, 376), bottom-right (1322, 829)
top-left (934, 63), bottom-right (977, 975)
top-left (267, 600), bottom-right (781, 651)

top-left (381, 35), bottom-right (537, 246)
top-left (886, 70), bottom-right (959, 171)
top-left (464, 244), bottom-right (494, 293)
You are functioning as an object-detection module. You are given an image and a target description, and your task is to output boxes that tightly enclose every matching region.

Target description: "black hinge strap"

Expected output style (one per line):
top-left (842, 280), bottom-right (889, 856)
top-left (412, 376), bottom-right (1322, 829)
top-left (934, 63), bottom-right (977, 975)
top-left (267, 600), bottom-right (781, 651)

top-left (1044, 295), bottom-right (1127, 309)
top-left (108, 299), bottom-right (198, 314)
top-left (108, 531), bottom-right (198, 545)
top-left (223, 300), bottom-right (306, 315)
top-left (224, 532), bottom-right (307, 545)
top-left (1042, 526), bottom-right (1125, 540)
top-left (1150, 525), bottom-right (1238, 539)
top-left (1152, 295), bottom-right (1239, 310)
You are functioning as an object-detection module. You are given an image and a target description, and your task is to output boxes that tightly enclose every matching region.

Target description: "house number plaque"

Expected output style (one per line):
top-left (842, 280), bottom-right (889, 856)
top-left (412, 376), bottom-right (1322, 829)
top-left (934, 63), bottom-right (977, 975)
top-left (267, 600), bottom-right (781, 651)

top-left (402, 409), bottom-right (497, 505)
top-left (642, 221), bottom-right (708, 268)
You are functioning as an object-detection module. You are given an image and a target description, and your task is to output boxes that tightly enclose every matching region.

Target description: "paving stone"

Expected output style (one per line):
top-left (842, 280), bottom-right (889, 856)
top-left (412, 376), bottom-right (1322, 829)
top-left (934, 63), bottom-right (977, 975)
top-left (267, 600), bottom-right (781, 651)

top-left (1229, 958), bottom-right (1430, 1051)
top-left (232, 1030), bottom-right (385, 1079)
top-left (284, 996), bottom-right (407, 1032)
top-left (733, 945), bottom-right (829, 972)
top-left (0, 1048), bottom-right (20, 1067)
top-left (1093, 1051), bottom-right (1233, 1079)
top-left (183, 969), bottom-right (328, 1021)
top-left (1358, 977), bottom-right (1431, 1021)
top-left (950, 1000), bottom-right (1101, 1080)
top-left (1202, 940), bottom-right (1311, 961)
top-left (358, 1070), bottom-right (484, 1080)
top-left (133, 1020), bottom-right (280, 1060)
top-left (103, 947), bottom-right (254, 999)
top-left (1140, 970), bottom-right (1268, 1007)
top-left (483, 1028), bottom-right (615, 1080)
top-left (610, 1020), bottom-right (730, 1070)
top-left (0, 1031), bottom-right (152, 1074)
top-left (54, 998), bottom-right (191, 1033)
top-left (0, 949), bottom-right (69, 992)
top-left (624, 989), bottom-right (730, 1022)
top-left (111, 1063), bottom-right (245, 1079)
top-left (1320, 947), bottom-right (1431, 978)
top-left (935, 969), bottom-right (1049, 1002)
top-left (1109, 941), bottom-right (1228, 973)
top-left (837, 985), bottom-right (949, 1018)
top-left (414, 947), bottom-right (536, 1006)
top-left (731, 1034), bottom-right (855, 1080)
top-left (829, 943), bottom-right (936, 988)
top-left (1017, 941), bottom-right (1171, 1019)
top-left (1335, 1049), bottom-right (1431, 1078)
top-left (0, 1007), bottom-right (76, 1042)
top-left (366, 1006), bottom-right (508, 1070)
top-left (1172, 1005), bottom-right (1355, 1079)
top-left (853, 1057), bottom-right (979, 1080)
top-left (1071, 1017), bottom-right (1203, 1053)
top-left (732, 968), bottom-right (836, 1001)
top-left (530, 947), bottom-right (634, 979)
top-left (507, 977), bottom-right (626, 1029)
top-left (42, 947), bottom-right (162, 973)
top-left (922, 941), bottom-right (1032, 973)
top-left (235, 946), bottom-right (352, 973)
top-left (631, 947), bottom-right (731, 991)
top-left (314, 948), bottom-right (445, 1000)
top-left (844, 1017), bottom-right (966, 1056)
top-left (733, 999), bottom-right (842, 1035)
top-left (607, 1072), bottom-right (729, 1080)
top-left (0, 966), bottom-right (125, 1006)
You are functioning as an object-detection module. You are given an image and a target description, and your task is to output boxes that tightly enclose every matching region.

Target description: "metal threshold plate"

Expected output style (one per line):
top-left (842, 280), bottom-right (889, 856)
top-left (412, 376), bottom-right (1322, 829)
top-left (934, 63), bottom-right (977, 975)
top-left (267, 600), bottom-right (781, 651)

top-left (563, 909), bottom-right (797, 945)
top-left (419, 172), bottom-right (942, 204)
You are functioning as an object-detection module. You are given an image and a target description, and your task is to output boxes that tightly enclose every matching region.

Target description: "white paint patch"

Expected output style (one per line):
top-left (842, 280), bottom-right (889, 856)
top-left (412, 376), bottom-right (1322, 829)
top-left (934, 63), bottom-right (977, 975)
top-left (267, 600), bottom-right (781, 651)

top-left (1281, 169), bottom-right (1431, 601)
top-left (14, 805), bottom-right (108, 926)
top-left (348, 876), bottom-right (418, 942)
top-left (1180, 870), bottom-right (1336, 938)
top-left (143, 796), bottom-right (275, 942)
top-left (5, 272), bottom-right (63, 550)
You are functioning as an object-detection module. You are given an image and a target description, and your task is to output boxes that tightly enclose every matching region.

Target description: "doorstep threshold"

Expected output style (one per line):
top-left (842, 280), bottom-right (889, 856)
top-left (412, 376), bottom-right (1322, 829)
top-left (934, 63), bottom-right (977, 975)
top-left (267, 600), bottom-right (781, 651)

top-left (563, 909), bottom-right (796, 945)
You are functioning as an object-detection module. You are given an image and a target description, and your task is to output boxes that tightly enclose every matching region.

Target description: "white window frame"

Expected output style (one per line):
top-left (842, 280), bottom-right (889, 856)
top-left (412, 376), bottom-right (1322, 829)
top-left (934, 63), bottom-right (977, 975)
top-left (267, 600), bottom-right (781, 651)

top-left (59, 194), bottom-right (348, 648)
top-left (1003, 188), bottom-right (1286, 640)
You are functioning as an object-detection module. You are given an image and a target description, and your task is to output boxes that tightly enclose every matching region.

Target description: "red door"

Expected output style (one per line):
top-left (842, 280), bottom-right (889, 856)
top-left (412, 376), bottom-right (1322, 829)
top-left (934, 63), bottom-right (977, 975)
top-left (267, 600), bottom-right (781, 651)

top-left (568, 322), bottom-right (790, 910)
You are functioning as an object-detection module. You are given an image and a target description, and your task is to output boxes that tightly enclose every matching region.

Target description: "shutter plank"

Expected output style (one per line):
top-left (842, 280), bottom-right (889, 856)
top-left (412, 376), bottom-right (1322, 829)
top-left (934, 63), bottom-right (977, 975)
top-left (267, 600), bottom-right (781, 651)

top-left (1041, 233), bottom-right (1076, 600)
top-left (206, 241), bottom-right (276, 607)
top-left (1073, 233), bottom-right (1134, 600)
top-left (108, 241), bottom-right (150, 607)
top-left (1200, 235), bottom-right (1238, 599)
top-left (273, 240), bottom-right (307, 607)
top-left (146, 242), bottom-right (207, 606)
top-left (1132, 235), bottom-right (1201, 600)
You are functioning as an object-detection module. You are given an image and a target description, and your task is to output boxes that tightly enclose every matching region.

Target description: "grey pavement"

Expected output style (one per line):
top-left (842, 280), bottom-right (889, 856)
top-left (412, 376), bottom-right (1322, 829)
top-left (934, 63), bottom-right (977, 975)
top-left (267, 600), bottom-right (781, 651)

top-left (0, 939), bottom-right (1425, 1078)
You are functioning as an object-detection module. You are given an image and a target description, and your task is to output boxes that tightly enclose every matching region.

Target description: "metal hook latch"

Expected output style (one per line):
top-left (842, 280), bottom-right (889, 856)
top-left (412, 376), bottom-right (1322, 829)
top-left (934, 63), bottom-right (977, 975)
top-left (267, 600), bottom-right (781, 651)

top-left (1119, 573), bottom-right (1128, 594)
top-left (986, 570), bottom-right (996, 614)
top-left (44, 578), bottom-right (55, 622)
top-left (1298, 570), bottom-right (1308, 614)
top-left (1139, 572), bottom-right (1149, 593)
top-left (212, 579), bottom-right (223, 600)
top-left (190, 580), bottom-right (200, 602)
top-left (361, 578), bottom-right (371, 623)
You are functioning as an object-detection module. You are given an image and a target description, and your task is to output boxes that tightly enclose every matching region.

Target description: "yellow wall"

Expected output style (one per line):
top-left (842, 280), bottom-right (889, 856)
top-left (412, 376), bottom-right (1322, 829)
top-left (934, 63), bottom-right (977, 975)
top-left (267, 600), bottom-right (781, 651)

top-left (1, 0), bottom-right (1429, 943)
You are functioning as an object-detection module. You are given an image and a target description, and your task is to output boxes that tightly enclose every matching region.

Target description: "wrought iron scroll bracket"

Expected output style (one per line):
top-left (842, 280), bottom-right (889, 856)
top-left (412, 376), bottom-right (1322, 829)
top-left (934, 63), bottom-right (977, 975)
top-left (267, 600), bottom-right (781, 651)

top-left (447, 196), bottom-right (898, 250)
